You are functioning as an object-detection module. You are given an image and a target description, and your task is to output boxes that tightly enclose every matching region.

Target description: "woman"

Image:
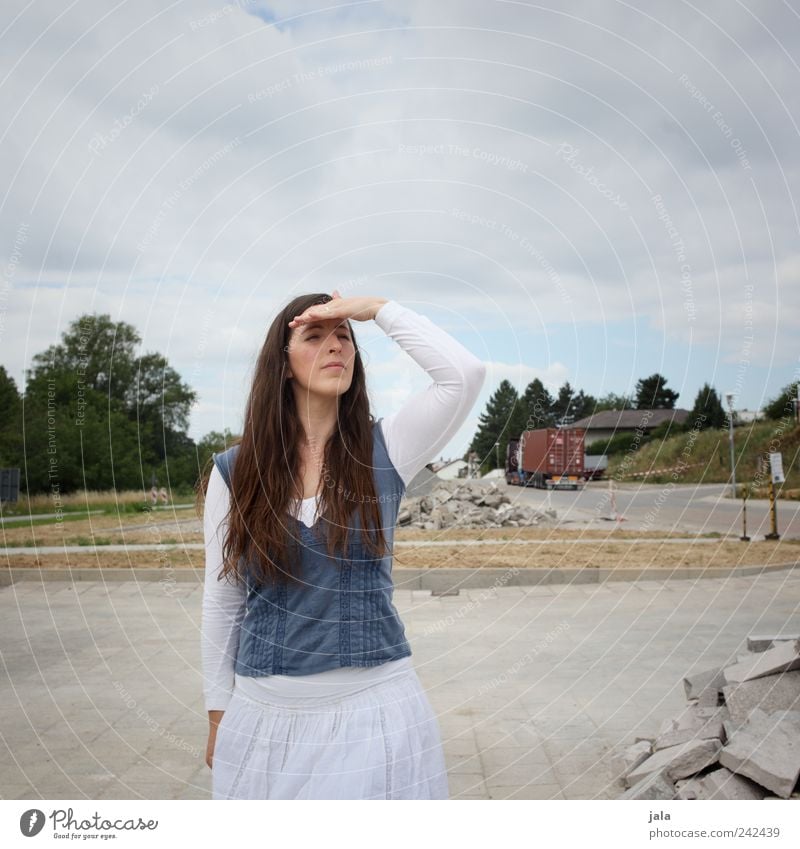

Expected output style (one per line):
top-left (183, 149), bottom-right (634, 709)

top-left (200, 290), bottom-right (486, 800)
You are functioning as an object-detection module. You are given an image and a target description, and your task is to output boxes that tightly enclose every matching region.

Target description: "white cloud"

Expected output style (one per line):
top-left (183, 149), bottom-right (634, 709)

top-left (2, 0), bottom-right (798, 450)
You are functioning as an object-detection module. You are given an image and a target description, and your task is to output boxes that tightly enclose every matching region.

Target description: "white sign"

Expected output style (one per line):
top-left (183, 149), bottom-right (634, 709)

top-left (770, 452), bottom-right (785, 484)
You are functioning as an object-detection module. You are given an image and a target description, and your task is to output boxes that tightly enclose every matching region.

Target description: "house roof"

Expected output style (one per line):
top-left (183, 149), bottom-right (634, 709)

top-left (568, 408), bottom-right (690, 430)
top-left (431, 458), bottom-right (466, 472)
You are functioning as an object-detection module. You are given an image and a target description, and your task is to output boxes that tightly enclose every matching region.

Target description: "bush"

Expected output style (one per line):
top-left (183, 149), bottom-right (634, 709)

top-left (589, 432), bottom-right (649, 456)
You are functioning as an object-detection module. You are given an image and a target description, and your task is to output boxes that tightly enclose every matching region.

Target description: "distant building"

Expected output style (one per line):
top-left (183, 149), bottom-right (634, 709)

top-left (567, 408), bottom-right (690, 447)
top-left (433, 458), bottom-right (468, 479)
top-left (735, 408), bottom-right (762, 424)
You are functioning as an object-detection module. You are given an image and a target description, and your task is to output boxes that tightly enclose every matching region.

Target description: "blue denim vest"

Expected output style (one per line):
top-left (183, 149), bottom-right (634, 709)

top-left (211, 419), bottom-right (412, 676)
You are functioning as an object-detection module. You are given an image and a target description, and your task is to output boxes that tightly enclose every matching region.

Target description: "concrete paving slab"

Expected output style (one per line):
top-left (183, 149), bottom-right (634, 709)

top-left (485, 783), bottom-right (565, 800)
top-left (2, 570), bottom-right (797, 800)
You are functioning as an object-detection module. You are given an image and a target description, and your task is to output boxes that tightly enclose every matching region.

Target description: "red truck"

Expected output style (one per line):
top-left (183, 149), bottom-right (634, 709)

top-left (505, 428), bottom-right (587, 489)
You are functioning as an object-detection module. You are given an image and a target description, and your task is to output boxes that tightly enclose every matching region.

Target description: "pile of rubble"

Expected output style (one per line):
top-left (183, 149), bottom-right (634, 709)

top-left (614, 635), bottom-right (800, 799)
top-left (398, 480), bottom-right (557, 530)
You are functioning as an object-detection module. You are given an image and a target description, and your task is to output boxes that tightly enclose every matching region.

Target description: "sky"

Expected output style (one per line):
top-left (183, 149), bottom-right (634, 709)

top-left (2, 0), bottom-right (798, 462)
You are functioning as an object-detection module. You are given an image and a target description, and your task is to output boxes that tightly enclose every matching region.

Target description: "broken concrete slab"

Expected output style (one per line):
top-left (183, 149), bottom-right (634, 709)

top-left (614, 740), bottom-right (653, 778)
top-left (620, 769), bottom-right (676, 800)
top-left (683, 665), bottom-right (727, 700)
top-left (400, 479), bottom-right (557, 529)
top-left (722, 671), bottom-right (800, 727)
top-left (724, 639), bottom-right (800, 685)
top-left (719, 708), bottom-right (800, 798)
top-left (654, 705), bottom-right (728, 751)
top-left (627, 738), bottom-right (721, 786)
top-left (696, 684), bottom-right (722, 708)
top-left (748, 635), bottom-right (800, 653)
top-left (675, 767), bottom-right (767, 800)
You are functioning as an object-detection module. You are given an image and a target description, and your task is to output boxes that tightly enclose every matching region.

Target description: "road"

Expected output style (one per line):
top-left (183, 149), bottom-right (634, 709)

top-left (496, 480), bottom-right (800, 539)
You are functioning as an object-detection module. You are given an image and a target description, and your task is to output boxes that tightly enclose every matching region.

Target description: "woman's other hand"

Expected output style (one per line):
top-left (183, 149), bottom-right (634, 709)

top-left (206, 710), bottom-right (225, 769)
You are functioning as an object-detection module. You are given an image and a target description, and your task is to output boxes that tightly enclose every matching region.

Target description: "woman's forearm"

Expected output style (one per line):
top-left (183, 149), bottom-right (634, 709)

top-left (373, 301), bottom-right (486, 487)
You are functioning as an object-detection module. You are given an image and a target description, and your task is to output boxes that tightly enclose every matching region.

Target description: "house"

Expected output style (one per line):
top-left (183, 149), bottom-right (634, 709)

top-left (432, 458), bottom-right (469, 479)
top-left (567, 408), bottom-right (690, 447)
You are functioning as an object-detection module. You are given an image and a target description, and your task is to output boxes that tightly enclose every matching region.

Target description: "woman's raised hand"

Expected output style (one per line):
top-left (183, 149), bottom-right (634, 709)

top-left (288, 292), bottom-right (388, 329)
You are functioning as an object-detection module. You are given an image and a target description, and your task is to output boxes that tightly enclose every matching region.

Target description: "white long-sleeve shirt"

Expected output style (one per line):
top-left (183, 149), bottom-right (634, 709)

top-left (201, 299), bottom-right (486, 711)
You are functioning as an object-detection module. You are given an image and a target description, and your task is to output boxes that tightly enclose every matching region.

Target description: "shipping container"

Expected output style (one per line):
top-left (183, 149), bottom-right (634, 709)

top-left (505, 428), bottom-right (586, 489)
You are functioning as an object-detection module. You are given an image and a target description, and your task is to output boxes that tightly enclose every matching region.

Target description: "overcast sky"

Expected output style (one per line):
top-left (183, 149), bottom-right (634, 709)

top-left (2, 0), bottom-right (798, 461)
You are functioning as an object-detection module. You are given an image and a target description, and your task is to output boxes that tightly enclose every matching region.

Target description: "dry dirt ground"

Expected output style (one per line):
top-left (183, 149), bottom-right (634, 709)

top-left (3, 511), bottom-right (799, 571)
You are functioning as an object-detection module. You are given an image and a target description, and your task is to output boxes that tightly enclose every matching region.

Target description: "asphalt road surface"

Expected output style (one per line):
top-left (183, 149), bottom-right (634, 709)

top-left (497, 480), bottom-right (800, 539)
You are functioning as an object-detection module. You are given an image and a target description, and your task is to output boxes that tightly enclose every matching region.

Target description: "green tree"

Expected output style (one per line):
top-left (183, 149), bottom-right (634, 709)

top-left (467, 379), bottom-right (520, 474)
top-left (688, 383), bottom-right (727, 429)
top-left (595, 391), bottom-right (634, 412)
top-left (552, 381), bottom-right (596, 424)
top-left (635, 373), bottom-right (679, 409)
top-left (519, 378), bottom-right (556, 429)
top-left (0, 365), bottom-right (23, 467)
top-left (764, 382), bottom-right (799, 421)
top-left (22, 359), bottom-right (144, 493)
top-left (18, 313), bottom-right (199, 494)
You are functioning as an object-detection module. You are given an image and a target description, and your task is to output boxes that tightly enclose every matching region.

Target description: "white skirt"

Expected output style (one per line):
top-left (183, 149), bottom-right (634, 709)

top-left (211, 666), bottom-right (450, 800)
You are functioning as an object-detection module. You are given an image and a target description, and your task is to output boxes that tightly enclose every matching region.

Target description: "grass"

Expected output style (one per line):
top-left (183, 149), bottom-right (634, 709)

top-left (1, 488), bottom-right (200, 518)
top-left (607, 420), bottom-right (800, 497)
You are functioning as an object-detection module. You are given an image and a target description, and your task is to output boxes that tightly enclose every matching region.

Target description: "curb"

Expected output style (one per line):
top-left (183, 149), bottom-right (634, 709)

top-left (1, 561), bottom-right (798, 590)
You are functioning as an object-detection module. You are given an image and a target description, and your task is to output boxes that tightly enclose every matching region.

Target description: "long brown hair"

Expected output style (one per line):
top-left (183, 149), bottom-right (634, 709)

top-left (195, 293), bottom-right (393, 588)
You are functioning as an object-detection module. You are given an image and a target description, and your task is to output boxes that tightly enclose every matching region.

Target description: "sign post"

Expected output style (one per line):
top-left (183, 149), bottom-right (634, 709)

top-left (765, 453), bottom-right (783, 541)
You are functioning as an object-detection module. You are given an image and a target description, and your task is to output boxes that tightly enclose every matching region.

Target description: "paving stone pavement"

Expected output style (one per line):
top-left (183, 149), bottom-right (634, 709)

top-left (1, 569), bottom-right (798, 800)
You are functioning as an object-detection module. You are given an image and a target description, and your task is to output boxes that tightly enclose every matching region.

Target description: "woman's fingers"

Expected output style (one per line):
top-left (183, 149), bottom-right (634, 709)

top-left (289, 302), bottom-right (339, 326)
top-left (288, 294), bottom-right (375, 326)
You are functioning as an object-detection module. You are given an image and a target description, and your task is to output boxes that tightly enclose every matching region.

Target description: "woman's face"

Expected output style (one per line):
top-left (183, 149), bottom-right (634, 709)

top-left (286, 316), bottom-right (355, 399)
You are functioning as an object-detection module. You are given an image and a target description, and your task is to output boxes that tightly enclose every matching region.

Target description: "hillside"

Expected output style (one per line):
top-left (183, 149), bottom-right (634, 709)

top-left (606, 419), bottom-right (800, 498)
